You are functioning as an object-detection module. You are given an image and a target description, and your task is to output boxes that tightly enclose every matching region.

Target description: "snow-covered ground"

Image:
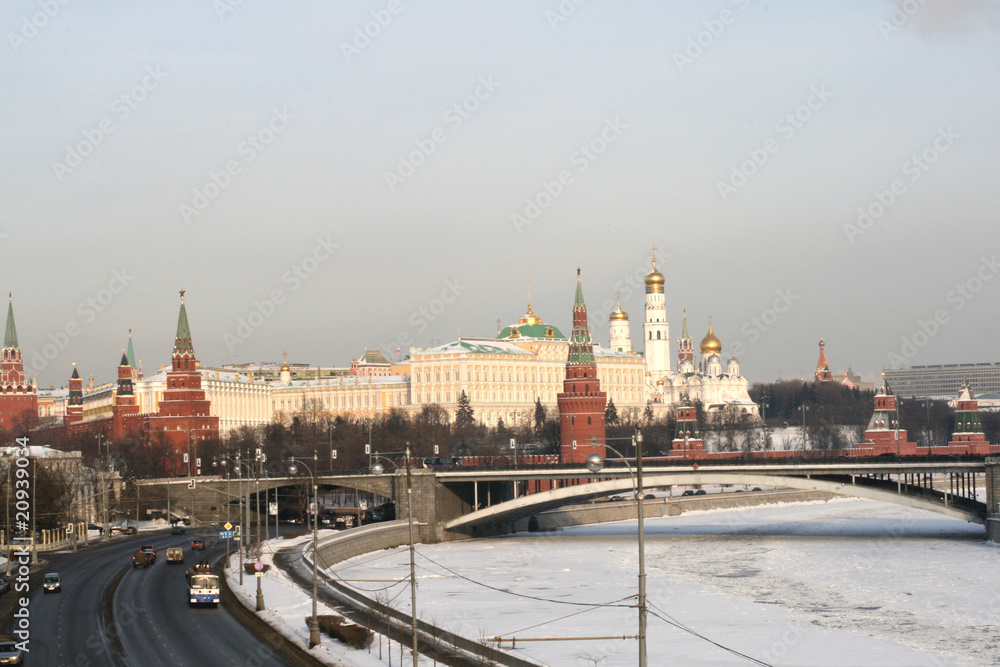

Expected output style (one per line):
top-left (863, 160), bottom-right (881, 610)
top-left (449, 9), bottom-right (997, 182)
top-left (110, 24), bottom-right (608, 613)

top-left (330, 500), bottom-right (999, 666)
top-left (225, 534), bottom-right (437, 666)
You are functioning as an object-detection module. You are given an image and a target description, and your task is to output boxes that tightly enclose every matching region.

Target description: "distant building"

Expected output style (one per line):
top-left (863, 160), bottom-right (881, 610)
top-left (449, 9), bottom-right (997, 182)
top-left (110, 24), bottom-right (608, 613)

top-left (884, 363), bottom-right (1000, 398)
top-left (814, 338), bottom-right (832, 382)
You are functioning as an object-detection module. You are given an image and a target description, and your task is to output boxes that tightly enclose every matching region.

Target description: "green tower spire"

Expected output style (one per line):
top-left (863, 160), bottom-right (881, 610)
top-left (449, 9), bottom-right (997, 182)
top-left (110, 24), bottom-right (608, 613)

top-left (4, 294), bottom-right (19, 349)
top-left (173, 290), bottom-right (195, 356)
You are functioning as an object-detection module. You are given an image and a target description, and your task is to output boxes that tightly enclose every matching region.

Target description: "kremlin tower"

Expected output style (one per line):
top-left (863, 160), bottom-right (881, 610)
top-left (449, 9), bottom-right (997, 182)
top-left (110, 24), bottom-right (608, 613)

top-left (65, 363), bottom-right (84, 428)
top-left (145, 291), bottom-right (219, 473)
top-left (670, 398), bottom-right (704, 458)
top-left (677, 310), bottom-right (695, 373)
top-left (557, 270), bottom-right (607, 463)
top-left (643, 251), bottom-right (669, 375)
top-left (0, 296), bottom-right (38, 431)
top-left (111, 344), bottom-right (141, 440)
top-left (814, 338), bottom-right (832, 382)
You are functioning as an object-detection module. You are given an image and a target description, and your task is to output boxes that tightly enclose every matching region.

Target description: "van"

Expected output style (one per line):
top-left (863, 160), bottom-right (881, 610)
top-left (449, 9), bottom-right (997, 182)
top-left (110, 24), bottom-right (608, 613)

top-left (166, 547), bottom-right (184, 564)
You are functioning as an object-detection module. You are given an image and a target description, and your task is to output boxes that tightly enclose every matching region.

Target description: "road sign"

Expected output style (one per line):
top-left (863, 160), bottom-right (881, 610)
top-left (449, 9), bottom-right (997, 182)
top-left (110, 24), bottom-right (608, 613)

top-left (510, 438), bottom-right (516, 450)
top-left (253, 561), bottom-right (264, 572)
top-left (331, 449), bottom-right (338, 460)
top-left (66, 524), bottom-right (74, 534)
top-left (572, 440), bottom-right (577, 450)
top-left (183, 453), bottom-right (189, 463)
top-left (433, 445), bottom-right (439, 455)
top-left (255, 571), bottom-right (263, 578)
top-left (220, 531), bottom-right (232, 539)
top-left (364, 444), bottom-right (371, 455)
top-left (359, 500), bottom-right (368, 511)
top-left (224, 522), bottom-right (233, 531)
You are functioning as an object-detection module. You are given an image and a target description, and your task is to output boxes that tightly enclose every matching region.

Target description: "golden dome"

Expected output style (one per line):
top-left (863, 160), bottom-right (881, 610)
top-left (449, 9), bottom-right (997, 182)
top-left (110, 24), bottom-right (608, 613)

top-left (609, 293), bottom-right (628, 321)
top-left (645, 255), bottom-right (665, 293)
top-left (700, 320), bottom-right (722, 354)
top-left (518, 302), bottom-right (543, 326)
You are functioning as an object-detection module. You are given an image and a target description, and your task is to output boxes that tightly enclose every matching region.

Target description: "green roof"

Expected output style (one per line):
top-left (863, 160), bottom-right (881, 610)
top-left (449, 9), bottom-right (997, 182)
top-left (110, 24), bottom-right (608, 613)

top-left (126, 332), bottom-right (137, 367)
top-left (3, 298), bottom-right (18, 349)
top-left (497, 323), bottom-right (566, 340)
top-left (173, 297), bottom-right (195, 356)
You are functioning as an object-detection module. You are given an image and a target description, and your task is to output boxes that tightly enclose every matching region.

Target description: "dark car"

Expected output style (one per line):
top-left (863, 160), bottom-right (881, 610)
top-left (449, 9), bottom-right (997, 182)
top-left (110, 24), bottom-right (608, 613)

top-left (140, 545), bottom-right (157, 564)
top-left (191, 539), bottom-right (205, 550)
top-left (752, 487), bottom-right (762, 492)
top-left (681, 490), bottom-right (695, 497)
top-left (43, 573), bottom-right (62, 593)
top-left (643, 494), bottom-right (655, 500)
top-left (171, 526), bottom-right (186, 535)
top-left (694, 489), bottom-right (707, 496)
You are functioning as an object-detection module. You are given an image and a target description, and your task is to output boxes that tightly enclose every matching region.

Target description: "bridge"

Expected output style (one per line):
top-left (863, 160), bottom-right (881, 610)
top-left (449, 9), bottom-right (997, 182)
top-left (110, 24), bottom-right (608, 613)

top-left (138, 456), bottom-right (1000, 543)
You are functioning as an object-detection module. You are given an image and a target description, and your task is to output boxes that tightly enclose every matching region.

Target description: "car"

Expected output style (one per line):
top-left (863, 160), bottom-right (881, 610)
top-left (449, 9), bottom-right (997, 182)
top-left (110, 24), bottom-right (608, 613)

top-left (171, 526), bottom-right (186, 535)
top-left (643, 494), bottom-right (655, 500)
top-left (0, 636), bottom-right (24, 664)
top-left (43, 573), bottom-right (61, 593)
top-left (191, 539), bottom-right (205, 550)
top-left (609, 495), bottom-right (627, 502)
top-left (694, 489), bottom-right (707, 496)
top-left (140, 545), bottom-right (157, 564)
top-left (751, 487), bottom-right (762, 492)
top-left (182, 517), bottom-right (192, 526)
top-left (0, 577), bottom-right (9, 594)
top-left (681, 490), bottom-right (695, 497)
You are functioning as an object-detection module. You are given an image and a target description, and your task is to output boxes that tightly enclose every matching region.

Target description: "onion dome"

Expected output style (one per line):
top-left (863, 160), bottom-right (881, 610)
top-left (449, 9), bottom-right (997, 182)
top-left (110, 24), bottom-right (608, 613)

top-left (609, 293), bottom-right (628, 321)
top-left (644, 255), bottom-right (665, 294)
top-left (519, 302), bottom-right (543, 326)
top-left (700, 320), bottom-right (722, 354)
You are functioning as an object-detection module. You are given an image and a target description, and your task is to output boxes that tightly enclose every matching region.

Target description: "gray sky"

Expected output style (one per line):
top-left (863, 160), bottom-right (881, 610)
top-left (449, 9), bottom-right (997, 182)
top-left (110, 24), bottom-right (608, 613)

top-left (3, 1), bottom-right (999, 389)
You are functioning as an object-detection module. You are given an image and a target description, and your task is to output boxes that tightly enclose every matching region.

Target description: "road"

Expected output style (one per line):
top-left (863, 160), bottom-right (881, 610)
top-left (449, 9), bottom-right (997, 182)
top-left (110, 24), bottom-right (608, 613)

top-left (25, 529), bottom-right (294, 666)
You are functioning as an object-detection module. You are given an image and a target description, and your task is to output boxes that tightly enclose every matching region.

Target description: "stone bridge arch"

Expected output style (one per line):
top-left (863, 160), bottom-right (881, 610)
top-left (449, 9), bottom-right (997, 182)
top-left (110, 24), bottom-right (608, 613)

top-left (444, 471), bottom-right (986, 534)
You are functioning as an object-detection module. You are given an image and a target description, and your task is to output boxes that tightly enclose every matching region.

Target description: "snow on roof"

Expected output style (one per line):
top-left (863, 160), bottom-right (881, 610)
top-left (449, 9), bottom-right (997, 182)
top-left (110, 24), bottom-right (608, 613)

top-left (274, 375), bottom-right (409, 390)
top-left (412, 339), bottom-right (534, 357)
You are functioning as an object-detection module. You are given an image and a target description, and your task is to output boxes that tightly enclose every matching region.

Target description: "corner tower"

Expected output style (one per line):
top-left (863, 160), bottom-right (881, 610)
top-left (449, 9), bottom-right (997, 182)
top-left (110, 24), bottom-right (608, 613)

top-left (557, 270), bottom-right (607, 463)
top-left (642, 251), bottom-right (670, 375)
top-left (0, 295), bottom-right (38, 431)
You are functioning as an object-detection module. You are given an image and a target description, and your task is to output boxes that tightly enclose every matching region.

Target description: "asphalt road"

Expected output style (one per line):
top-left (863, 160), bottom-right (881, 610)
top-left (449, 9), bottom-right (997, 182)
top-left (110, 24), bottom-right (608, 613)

top-left (24, 529), bottom-right (292, 666)
top-left (114, 531), bottom-right (292, 666)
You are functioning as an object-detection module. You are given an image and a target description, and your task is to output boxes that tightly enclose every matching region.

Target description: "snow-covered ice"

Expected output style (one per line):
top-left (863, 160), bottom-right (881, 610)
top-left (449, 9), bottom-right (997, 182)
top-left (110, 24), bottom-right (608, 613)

top-left (330, 500), bottom-right (999, 666)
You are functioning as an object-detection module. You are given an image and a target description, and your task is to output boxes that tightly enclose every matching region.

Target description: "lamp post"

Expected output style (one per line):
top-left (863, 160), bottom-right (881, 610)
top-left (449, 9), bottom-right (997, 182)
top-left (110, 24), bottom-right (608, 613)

top-left (371, 444), bottom-right (419, 667)
top-left (288, 455), bottom-right (321, 648)
top-left (586, 429), bottom-right (646, 667)
top-left (800, 405), bottom-right (809, 451)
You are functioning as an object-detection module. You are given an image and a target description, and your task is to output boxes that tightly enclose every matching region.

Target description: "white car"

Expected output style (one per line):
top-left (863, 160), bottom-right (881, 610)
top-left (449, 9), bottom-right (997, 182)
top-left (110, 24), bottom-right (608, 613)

top-left (0, 637), bottom-right (24, 664)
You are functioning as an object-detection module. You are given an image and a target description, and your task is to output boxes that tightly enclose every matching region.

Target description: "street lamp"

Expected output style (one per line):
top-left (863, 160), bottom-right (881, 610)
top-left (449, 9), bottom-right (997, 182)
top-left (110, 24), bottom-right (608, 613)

top-left (585, 429), bottom-right (646, 667)
top-left (370, 444), bottom-right (419, 667)
top-left (288, 455), bottom-right (321, 648)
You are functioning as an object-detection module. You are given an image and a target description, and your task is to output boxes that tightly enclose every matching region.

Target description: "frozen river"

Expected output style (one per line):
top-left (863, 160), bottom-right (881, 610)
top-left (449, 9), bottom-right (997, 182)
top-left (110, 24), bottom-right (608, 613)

top-left (330, 499), bottom-right (999, 666)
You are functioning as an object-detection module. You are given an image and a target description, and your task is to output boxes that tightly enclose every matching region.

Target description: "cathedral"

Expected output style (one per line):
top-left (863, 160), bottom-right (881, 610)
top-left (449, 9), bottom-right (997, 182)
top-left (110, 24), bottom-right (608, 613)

top-left (627, 252), bottom-right (758, 418)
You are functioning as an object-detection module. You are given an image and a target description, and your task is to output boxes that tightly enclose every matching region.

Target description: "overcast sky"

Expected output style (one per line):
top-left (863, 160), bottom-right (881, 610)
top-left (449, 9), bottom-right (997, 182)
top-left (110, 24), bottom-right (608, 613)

top-left (3, 1), bottom-right (999, 389)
